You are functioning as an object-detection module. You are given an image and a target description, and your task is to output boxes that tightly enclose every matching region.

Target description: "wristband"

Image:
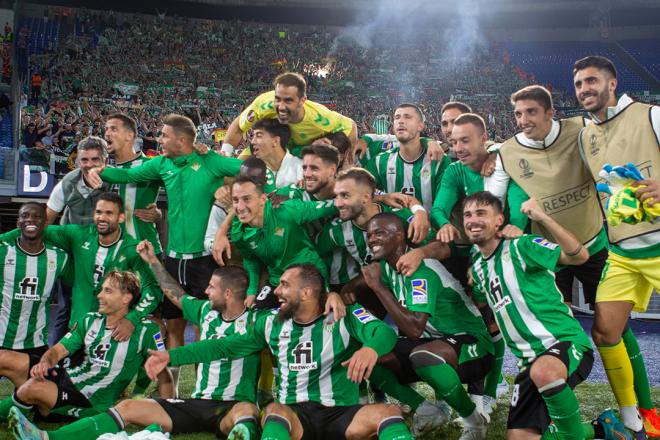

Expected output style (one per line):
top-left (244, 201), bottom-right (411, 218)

top-left (411, 204), bottom-right (426, 214)
top-left (221, 142), bottom-right (235, 155)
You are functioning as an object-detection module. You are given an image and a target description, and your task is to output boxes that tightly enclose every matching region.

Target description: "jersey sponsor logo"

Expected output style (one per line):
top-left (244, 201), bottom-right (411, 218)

top-left (93, 264), bottom-right (106, 286)
top-left (401, 186), bottom-right (415, 196)
top-left (91, 342), bottom-right (112, 368)
top-left (518, 159), bottom-right (534, 179)
top-left (352, 307), bottom-right (376, 324)
top-left (290, 341), bottom-right (317, 371)
top-left (15, 277), bottom-right (39, 301)
top-left (488, 275), bottom-right (511, 312)
top-left (411, 279), bottom-right (428, 305)
top-left (532, 237), bottom-right (558, 250)
top-left (153, 332), bottom-right (166, 351)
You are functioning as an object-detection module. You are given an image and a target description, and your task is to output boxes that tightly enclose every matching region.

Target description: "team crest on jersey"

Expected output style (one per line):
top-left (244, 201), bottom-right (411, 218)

top-left (246, 110), bottom-right (256, 123)
top-left (421, 168), bottom-right (430, 178)
top-left (532, 237), bottom-right (558, 250)
top-left (274, 227), bottom-right (285, 237)
top-left (235, 317), bottom-right (247, 334)
top-left (48, 260), bottom-right (57, 271)
top-left (191, 162), bottom-right (201, 171)
top-left (589, 134), bottom-right (599, 156)
top-left (153, 332), bottom-right (166, 351)
top-left (205, 311), bottom-right (219, 322)
top-left (411, 279), bottom-right (428, 304)
top-left (290, 341), bottom-right (317, 371)
top-left (352, 307), bottom-right (376, 324)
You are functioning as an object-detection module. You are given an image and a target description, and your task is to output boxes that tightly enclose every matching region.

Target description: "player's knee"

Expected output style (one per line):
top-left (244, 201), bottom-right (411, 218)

top-left (591, 325), bottom-right (619, 346)
top-left (529, 358), bottom-right (566, 390)
top-left (114, 398), bottom-right (139, 423)
top-left (409, 346), bottom-right (450, 370)
top-left (15, 379), bottom-right (42, 403)
top-left (232, 401), bottom-right (259, 418)
top-left (263, 402), bottom-right (289, 418)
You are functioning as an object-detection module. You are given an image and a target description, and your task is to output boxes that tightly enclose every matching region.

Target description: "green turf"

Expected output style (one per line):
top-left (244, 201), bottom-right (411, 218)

top-left (1, 368), bottom-right (658, 439)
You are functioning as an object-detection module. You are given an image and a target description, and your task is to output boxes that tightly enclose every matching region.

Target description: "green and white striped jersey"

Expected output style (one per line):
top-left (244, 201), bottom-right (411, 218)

top-left (170, 304), bottom-right (396, 406)
top-left (365, 140), bottom-right (451, 211)
top-left (113, 153), bottom-right (162, 254)
top-left (60, 312), bottom-right (163, 410)
top-left (182, 296), bottom-right (260, 402)
top-left (0, 240), bottom-right (69, 349)
top-left (316, 204), bottom-right (418, 285)
top-left (471, 235), bottom-right (592, 367)
top-left (358, 134), bottom-right (399, 167)
top-left (380, 257), bottom-right (491, 345)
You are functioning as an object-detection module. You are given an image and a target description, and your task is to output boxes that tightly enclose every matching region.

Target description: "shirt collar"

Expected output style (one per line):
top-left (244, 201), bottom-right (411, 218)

top-left (590, 94), bottom-right (633, 124)
top-left (515, 119), bottom-right (560, 149)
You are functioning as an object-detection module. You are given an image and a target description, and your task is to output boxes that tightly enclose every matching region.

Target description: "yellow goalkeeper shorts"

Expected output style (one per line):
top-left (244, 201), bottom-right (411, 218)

top-left (596, 251), bottom-right (660, 312)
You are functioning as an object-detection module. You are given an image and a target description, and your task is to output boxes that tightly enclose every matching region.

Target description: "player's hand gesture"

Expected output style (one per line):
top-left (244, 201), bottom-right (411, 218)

top-left (87, 166), bottom-right (105, 189)
top-left (112, 318), bottom-right (136, 342)
top-left (342, 347), bottom-right (378, 383)
top-left (214, 186), bottom-right (232, 210)
top-left (408, 210), bottom-right (430, 244)
top-left (426, 140), bottom-right (446, 161)
top-left (634, 179), bottom-right (660, 207)
top-left (212, 234), bottom-right (232, 266)
top-left (361, 263), bottom-right (382, 289)
top-left (324, 292), bottom-right (346, 321)
top-left (134, 203), bottom-right (162, 223)
top-left (396, 248), bottom-right (424, 277)
top-left (497, 224), bottom-right (524, 239)
top-left (136, 240), bottom-right (158, 264)
top-left (437, 223), bottom-right (460, 243)
top-left (30, 361), bottom-right (55, 380)
top-left (192, 142), bottom-right (209, 155)
top-left (145, 349), bottom-right (171, 381)
top-left (521, 198), bottom-right (549, 222)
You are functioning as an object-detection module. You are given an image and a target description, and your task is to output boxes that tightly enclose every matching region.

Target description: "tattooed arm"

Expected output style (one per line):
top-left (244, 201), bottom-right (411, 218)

top-left (136, 240), bottom-right (186, 310)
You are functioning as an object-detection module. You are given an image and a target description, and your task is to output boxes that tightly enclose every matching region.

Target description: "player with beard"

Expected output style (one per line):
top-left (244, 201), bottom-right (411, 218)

top-left (440, 102), bottom-right (472, 161)
top-left (466, 192), bottom-right (631, 440)
top-left (103, 113), bottom-right (162, 254)
top-left (0, 203), bottom-right (70, 420)
top-left (573, 55), bottom-right (660, 436)
top-left (365, 104), bottom-right (451, 211)
top-left (144, 264), bottom-right (414, 440)
top-left (6, 271), bottom-right (173, 438)
top-left (0, 193), bottom-right (162, 340)
top-left (221, 72), bottom-right (357, 159)
top-left (363, 212), bottom-right (493, 438)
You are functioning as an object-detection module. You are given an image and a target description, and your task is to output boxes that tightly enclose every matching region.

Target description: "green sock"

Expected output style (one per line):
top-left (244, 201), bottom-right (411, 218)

top-left (0, 393), bottom-right (31, 421)
top-left (261, 415), bottom-right (291, 440)
top-left (132, 366), bottom-right (152, 395)
top-left (622, 327), bottom-right (654, 410)
top-left (369, 365), bottom-right (425, 410)
top-left (378, 417), bottom-right (413, 440)
top-left (235, 417), bottom-right (259, 439)
top-left (48, 411), bottom-right (122, 440)
top-left (541, 383), bottom-right (584, 440)
top-left (541, 423), bottom-right (594, 440)
top-left (484, 336), bottom-right (505, 398)
top-left (416, 363), bottom-right (475, 417)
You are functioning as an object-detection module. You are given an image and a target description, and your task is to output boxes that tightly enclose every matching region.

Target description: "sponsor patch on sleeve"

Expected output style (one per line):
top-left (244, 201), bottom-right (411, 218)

top-left (531, 237), bottom-right (558, 250)
top-left (352, 307), bottom-right (376, 324)
top-left (411, 279), bottom-right (428, 305)
top-left (153, 331), bottom-right (166, 351)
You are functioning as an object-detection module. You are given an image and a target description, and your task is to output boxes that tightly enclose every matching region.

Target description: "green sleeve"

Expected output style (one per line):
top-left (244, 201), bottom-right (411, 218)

top-left (239, 248), bottom-right (263, 296)
top-left (506, 180), bottom-right (530, 231)
top-left (125, 251), bottom-right (163, 326)
top-left (58, 253), bottom-right (74, 287)
top-left (364, 156), bottom-right (383, 190)
top-left (345, 304), bottom-right (397, 357)
top-left (404, 266), bottom-right (438, 315)
top-left (433, 155), bottom-right (452, 197)
top-left (430, 164), bottom-right (461, 229)
top-left (59, 315), bottom-right (87, 353)
top-left (516, 235), bottom-right (562, 272)
top-left (205, 151), bottom-right (242, 177)
top-left (283, 199), bottom-right (338, 225)
top-left (101, 157), bottom-right (162, 184)
top-left (315, 223), bottom-right (339, 258)
top-left (0, 228), bottom-right (20, 243)
top-left (169, 314), bottom-right (269, 366)
top-left (141, 321), bottom-right (160, 358)
top-left (181, 296), bottom-right (205, 325)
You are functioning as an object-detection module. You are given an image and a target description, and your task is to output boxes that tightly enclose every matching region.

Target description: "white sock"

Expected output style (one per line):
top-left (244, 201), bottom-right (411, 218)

top-left (463, 407), bottom-right (487, 427)
top-left (169, 366), bottom-right (180, 399)
top-left (620, 405), bottom-right (643, 432)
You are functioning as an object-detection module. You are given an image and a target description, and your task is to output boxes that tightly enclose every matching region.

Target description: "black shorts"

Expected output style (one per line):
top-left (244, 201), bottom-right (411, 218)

top-left (254, 283), bottom-right (280, 310)
top-left (289, 402), bottom-right (362, 440)
top-left (3, 346), bottom-right (49, 373)
top-left (155, 398), bottom-right (236, 435)
top-left (390, 335), bottom-right (493, 393)
top-left (507, 341), bottom-right (594, 432)
top-left (162, 255), bottom-right (218, 319)
top-left (44, 366), bottom-right (93, 410)
top-left (555, 247), bottom-right (608, 305)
